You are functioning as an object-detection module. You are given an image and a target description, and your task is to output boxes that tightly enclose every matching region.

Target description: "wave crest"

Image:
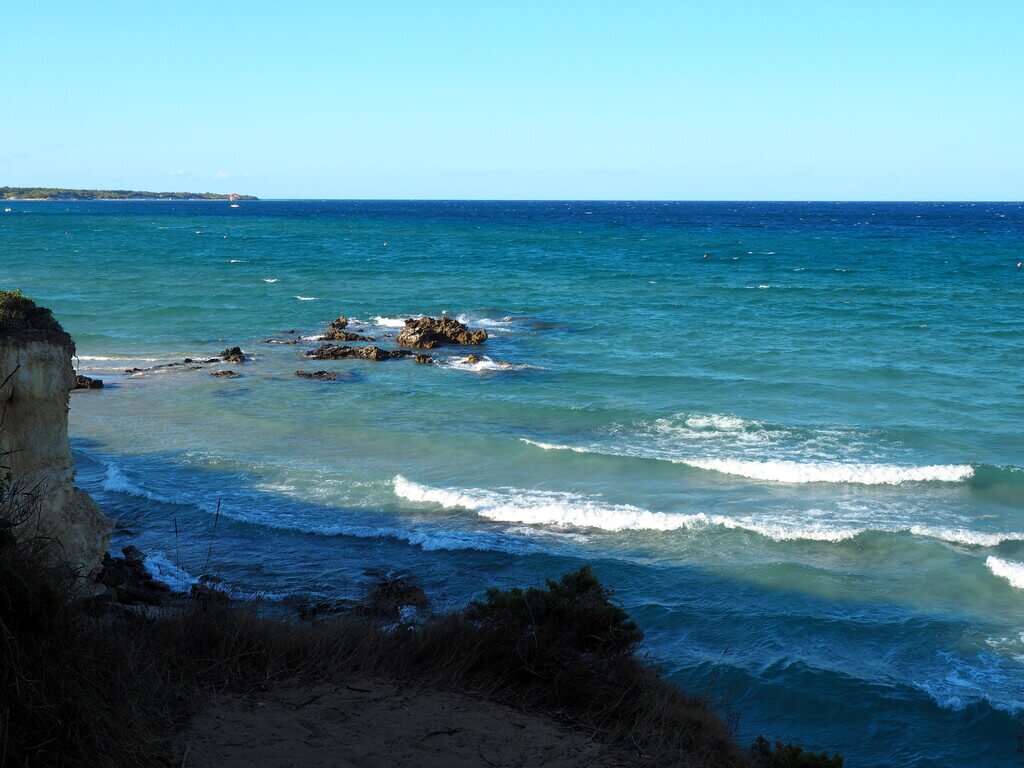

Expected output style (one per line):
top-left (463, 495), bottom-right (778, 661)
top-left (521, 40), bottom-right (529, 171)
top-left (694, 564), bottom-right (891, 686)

top-left (986, 556), bottom-right (1024, 589)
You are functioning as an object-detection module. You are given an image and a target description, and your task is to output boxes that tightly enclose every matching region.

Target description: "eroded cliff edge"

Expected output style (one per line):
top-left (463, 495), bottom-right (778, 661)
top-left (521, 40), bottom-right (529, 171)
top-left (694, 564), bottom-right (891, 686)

top-left (0, 292), bottom-right (112, 580)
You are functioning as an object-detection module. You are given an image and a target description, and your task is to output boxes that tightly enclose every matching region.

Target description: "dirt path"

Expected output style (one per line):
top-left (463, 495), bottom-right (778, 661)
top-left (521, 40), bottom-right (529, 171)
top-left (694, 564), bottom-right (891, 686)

top-left (179, 678), bottom-right (635, 768)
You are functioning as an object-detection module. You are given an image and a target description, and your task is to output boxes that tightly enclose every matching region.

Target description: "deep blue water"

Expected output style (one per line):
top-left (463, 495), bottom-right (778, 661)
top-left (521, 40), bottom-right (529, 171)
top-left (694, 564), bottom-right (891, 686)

top-left (3, 200), bottom-right (1023, 766)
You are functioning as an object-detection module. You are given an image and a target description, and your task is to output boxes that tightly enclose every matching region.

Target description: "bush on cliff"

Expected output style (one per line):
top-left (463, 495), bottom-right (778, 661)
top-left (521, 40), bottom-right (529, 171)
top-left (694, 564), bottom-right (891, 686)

top-left (0, 290), bottom-right (63, 333)
top-left (1, 506), bottom-right (836, 768)
top-left (0, 540), bottom-right (749, 768)
top-left (751, 736), bottom-right (844, 767)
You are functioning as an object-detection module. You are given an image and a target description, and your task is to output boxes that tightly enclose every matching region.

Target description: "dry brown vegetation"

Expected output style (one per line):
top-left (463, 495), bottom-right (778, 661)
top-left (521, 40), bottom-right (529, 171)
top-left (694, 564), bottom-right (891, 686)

top-left (0, 447), bottom-right (839, 768)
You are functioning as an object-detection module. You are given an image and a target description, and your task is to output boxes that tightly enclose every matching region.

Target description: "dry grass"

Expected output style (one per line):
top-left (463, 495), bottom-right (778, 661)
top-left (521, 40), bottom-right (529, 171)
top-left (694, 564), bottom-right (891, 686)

top-left (1, 524), bottom-right (750, 768)
top-left (0, 441), bottom-right (834, 768)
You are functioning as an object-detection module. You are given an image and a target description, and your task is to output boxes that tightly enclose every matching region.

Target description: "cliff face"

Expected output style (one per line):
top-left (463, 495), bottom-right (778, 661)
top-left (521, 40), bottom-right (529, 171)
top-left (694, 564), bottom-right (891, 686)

top-left (0, 328), bottom-right (112, 580)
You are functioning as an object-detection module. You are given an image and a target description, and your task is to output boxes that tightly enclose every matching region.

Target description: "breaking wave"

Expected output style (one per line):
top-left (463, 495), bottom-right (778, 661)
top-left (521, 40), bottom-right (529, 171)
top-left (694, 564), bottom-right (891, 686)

top-left (372, 315), bottom-right (419, 327)
top-left (520, 438), bottom-right (973, 485)
top-left (394, 476), bottom-right (1023, 545)
top-left (681, 457), bottom-right (974, 485)
top-left (986, 557), bottom-right (1024, 589)
top-left (444, 355), bottom-right (542, 373)
top-left (143, 552), bottom-right (197, 593)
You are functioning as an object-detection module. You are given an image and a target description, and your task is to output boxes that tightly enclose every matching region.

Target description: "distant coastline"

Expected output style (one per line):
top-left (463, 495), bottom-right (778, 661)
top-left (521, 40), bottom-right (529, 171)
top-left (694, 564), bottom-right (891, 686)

top-left (1, 186), bottom-right (257, 201)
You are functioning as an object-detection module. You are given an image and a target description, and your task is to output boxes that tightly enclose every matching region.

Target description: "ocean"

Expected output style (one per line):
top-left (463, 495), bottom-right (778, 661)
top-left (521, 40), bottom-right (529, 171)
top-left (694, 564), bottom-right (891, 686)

top-left (3, 200), bottom-right (1022, 766)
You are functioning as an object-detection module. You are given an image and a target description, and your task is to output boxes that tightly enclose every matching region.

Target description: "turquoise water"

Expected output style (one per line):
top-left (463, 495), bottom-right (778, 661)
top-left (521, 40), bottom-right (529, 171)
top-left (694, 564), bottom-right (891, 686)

top-left (3, 200), bottom-right (1023, 766)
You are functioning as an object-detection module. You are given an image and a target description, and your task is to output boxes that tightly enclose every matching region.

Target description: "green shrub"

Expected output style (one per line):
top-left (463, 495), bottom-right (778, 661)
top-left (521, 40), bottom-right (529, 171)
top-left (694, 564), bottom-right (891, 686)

top-left (0, 290), bottom-right (62, 333)
top-left (752, 735), bottom-right (843, 767)
top-left (467, 564), bottom-right (643, 661)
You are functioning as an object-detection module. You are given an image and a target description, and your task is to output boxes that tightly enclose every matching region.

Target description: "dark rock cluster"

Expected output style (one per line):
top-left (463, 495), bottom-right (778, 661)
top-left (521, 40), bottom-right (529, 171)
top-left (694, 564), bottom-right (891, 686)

top-left (396, 316), bottom-right (488, 349)
top-left (305, 344), bottom-right (411, 362)
top-left (73, 374), bottom-right (104, 390)
top-left (220, 346), bottom-right (246, 364)
top-left (95, 546), bottom-right (170, 606)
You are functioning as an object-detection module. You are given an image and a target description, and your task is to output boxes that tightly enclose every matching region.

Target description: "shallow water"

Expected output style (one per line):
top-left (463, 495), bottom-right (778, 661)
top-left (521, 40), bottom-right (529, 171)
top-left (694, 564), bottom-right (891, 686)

top-left (4, 200), bottom-right (1023, 766)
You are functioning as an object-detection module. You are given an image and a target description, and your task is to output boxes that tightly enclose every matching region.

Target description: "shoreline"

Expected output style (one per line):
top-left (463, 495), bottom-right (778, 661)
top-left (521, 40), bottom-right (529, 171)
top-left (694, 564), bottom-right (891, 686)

top-left (4, 201), bottom-right (251, 204)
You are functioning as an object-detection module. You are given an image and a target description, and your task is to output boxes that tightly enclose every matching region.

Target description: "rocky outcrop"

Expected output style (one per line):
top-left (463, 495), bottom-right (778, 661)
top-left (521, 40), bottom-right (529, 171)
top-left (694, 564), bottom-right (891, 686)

top-left (220, 346), bottom-right (246, 364)
top-left (305, 344), bottom-right (411, 362)
top-left (396, 316), bottom-right (487, 349)
top-left (0, 293), bottom-right (113, 581)
top-left (323, 330), bottom-right (376, 342)
top-left (73, 374), bottom-right (104, 390)
top-left (211, 370), bottom-right (240, 378)
top-left (95, 546), bottom-right (170, 605)
top-left (413, 354), bottom-right (433, 364)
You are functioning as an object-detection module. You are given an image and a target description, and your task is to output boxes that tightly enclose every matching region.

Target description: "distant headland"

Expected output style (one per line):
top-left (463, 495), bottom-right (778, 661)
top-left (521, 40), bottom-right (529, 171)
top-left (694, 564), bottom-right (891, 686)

top-left (1, 186), bottom-right (257, 201)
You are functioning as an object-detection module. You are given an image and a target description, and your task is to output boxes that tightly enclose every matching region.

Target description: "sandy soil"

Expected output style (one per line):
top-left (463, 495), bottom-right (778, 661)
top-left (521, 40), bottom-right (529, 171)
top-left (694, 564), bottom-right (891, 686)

top-left (179, 678), bottom-right (635, 768)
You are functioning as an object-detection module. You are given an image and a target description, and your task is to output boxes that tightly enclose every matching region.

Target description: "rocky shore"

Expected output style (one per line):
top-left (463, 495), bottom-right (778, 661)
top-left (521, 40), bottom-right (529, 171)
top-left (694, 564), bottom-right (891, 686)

top-left (0, 294), bottom-right (842, 768)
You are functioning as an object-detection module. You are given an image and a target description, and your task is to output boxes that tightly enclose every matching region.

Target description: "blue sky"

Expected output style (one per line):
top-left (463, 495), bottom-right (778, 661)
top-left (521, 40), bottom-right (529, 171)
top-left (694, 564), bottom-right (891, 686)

top-left (2, 2), bottom-right (1022, 200)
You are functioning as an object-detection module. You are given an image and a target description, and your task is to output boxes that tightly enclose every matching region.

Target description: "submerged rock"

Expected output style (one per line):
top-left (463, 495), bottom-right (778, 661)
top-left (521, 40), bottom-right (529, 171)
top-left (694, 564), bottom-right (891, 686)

top-left (323, 330), bottom-right (376, 342)
top-left (211, 370), bottom-right (240, 378)
top-left (305, 344), bottom-right (410, 361)
top-left (360, 569), bottom-right (430, 622)
top-left (96, 547), bottom-right (170, 606)
top-left (295, 370), bottom-right (354, 382)
top-left (191, 574), bottom-right (231, 607)
top-left (220, 346), bottom-right (246, 364)
top-left (73, 374), bottom-right (104, 390)
top-left (396, 316), bottom-right (487, 349)
top-left (261, 337), bottom-right (299, 345)
top-left (413, 354), bottom-right (433, 364)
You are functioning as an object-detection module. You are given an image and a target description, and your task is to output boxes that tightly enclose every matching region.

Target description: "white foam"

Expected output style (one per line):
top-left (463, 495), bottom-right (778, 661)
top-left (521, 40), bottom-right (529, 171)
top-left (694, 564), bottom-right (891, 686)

top-left (987, 557), bottom-right (1024, 589)
top-left (143, 552), bottom-right (197, 593)
top-left (394, 476), bottom-right (863, 540)
top-left (295, 296), bottom-right (318, 301)
top-left (101, 463), bottom-right (174, 504)
top-left (520, 436), bottom-right (973, 486)
top-left (301, 334), bottom-right (326, 341)
top-left (445, 355), bottom-right (540, 373)
top-left (682, 413), bottom-right (750, 431)
top-left (520, 438), bottom-right (591, 453)
top-left (454, 313), bottom-right (516, 330)
top-left (394, 475), bottom-right (1018, 546)
top-left (262, 278), bottom-right (278, 283)
top-left (910, 527), bottom-right (1023, 547)
top-left (681, 458), bottom-right (975, 485)
top-left (373, 315), bottom-right (418, 327)
top-left (228, 259), bottom-right (245, 263)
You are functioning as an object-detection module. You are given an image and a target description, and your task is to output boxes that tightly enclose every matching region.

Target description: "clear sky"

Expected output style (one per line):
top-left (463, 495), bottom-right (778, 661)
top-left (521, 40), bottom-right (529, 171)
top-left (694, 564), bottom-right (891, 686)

top-left (2, 1), bottom-right (1022, 200)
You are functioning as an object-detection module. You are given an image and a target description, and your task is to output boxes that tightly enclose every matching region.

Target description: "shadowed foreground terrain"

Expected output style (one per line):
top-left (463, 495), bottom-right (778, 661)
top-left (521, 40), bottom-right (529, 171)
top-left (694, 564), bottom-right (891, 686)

top-left (0, 524), bottom-right (844, 768)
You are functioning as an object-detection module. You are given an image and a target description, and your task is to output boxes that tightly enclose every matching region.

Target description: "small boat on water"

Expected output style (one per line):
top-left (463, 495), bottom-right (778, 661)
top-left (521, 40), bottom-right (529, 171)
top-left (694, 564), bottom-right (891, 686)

top-left (230, 203), bottom-right (240, 208)
top-left (3, 207), bottom-right (11, 213)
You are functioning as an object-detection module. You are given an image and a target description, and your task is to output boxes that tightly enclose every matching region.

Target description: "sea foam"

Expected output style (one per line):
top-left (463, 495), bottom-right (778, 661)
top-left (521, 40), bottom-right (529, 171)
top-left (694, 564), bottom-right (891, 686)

top-left (394, 476), bottom-right (860, 540)
top-left (394, 475), bottom-right (1017, 545)
top-left (519, 438), bottom-right (974, 485)
top-left (444, 355), bottom-right (540, 373)
top-left (143, 552), bottom-right (197, 593)
top-left (102, 463), bottom-right (175, 504)
top-left (986, 556), bottom-right (1024, 589)
top-left (372, 315), bottom-right (418, 327)
top-left (679, 457), bottom-right (975, 485)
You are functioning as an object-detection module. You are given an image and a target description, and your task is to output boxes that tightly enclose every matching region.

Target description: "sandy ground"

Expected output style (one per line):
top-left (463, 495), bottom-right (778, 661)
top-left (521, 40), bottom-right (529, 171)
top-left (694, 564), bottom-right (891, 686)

top-left (179, 678), bottom-right (635, 768)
